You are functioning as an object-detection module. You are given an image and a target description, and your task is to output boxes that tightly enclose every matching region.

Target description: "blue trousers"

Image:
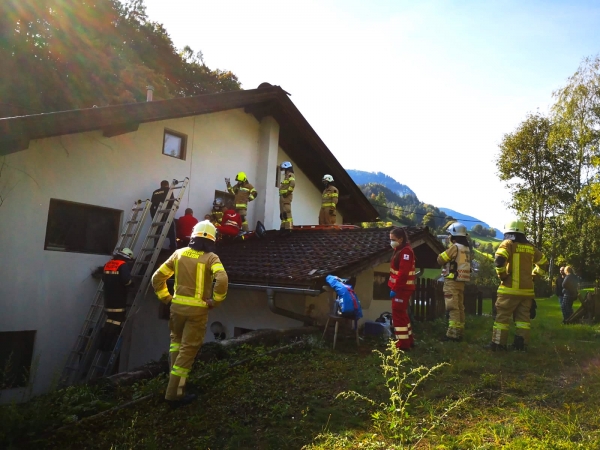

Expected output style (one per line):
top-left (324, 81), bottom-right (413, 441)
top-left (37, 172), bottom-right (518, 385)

top-left (561, 295), bottom-right (575, 322)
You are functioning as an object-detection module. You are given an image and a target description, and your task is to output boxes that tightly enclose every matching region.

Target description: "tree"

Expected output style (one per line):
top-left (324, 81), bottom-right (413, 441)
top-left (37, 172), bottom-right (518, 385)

top-left (497, 112), bottom-right (569, 248)
top-left (421, 212), bottom-right (435, 229)
top-left (471, 224), bottom-right (484, 235)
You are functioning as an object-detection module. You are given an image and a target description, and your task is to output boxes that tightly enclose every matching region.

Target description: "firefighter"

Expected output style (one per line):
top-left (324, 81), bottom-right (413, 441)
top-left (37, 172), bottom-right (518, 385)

top-left (488, 219), bottom-right (548, 351)
top-left (388, 227), bottom-right (416, 350)
top-left (98, 248), bottom-right (134, 352)
top-left (279, 161), bottom-right (296, 231)
top-left (150, 180), bottom-right (176, 251)
top-left (151, 220), bottom-right (228, 407)
top-left (437, 222), bottom-right (471, 342)
top-left (226, 172), bottom-right (257, 231)
top-left (319, 174), bottom-right (339, 225)
top-left (208, 198), bottom-right (225, 226)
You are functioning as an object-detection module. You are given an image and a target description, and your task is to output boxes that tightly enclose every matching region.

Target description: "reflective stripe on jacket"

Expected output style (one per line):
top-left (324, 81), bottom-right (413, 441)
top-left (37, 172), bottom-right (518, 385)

top-left (388, 244), bottom-right (416, 293)
top-left (151, 248), bottom-right (228, 310)
top-left (495, 239), bottom-right (547, 296)
top-left (279, 172), bottom-right (296, 200)
top-left (321, 185), bottom-right (339, 208)
top-left (228, 181), bottom-right (257, 208)
top-left (437, 243), bottom-right (471, 282)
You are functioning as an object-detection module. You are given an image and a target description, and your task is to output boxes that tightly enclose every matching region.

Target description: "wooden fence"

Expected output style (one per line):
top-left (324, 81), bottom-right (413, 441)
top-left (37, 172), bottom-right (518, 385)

top-left (410, 278), bottom-right (485, 322)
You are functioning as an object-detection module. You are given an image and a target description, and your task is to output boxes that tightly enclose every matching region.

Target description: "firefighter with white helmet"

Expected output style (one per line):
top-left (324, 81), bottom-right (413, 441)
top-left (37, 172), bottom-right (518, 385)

top-left (98, 248), bottom-right (135, 351)
top-left (437, 222), bottom-right (471, 342)
top-left (207, 197), bottom-right (225, 226)
top-left (226, 172), bottom-right (257, 231)
top-left (488, 218), bottom-right (548, 351)
top-left (319, 174), bottom-right (339, 225)
top-left (151, 220), bottom-right (228, 407)
top-left (279, 161), bottom-right (296, 231)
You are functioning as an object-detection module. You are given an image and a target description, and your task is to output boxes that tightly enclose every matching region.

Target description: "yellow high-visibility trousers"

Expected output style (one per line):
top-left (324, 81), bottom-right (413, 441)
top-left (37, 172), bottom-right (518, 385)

top-left (492, 294), bottom-right (532, 346)
top-left (443, 280), bottom-right (465, 339)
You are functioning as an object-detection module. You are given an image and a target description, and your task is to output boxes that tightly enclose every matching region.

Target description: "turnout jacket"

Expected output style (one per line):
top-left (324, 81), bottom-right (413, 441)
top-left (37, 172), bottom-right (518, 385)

top-left (321, 185), bottom-right (339, 209)
top-left (495, 239), bottom-right (548, 296)
top-left (437, 243), bottom-right (471, 282)
top-left (388, 244), bottom-right (416, 294)
top-left (152, 248), bottom-right (228, 314)
top-left (227, 181), bottom-right (257, 209)
top-left (102, 258), bottom-right (132, 308)
top-left (279, 172), bottom-right (296, 201)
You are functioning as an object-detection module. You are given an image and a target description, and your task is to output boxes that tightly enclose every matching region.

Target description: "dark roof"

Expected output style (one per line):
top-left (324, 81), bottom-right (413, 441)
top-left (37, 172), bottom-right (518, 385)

top-left (0, 84), bottom-right (377, 222)
top-left (217, 226), bottom-right (445, 290)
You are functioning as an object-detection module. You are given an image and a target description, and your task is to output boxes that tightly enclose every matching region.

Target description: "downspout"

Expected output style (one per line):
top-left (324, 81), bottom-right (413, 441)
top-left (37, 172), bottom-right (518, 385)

top-left (228, 283), bottom-right (322, 326)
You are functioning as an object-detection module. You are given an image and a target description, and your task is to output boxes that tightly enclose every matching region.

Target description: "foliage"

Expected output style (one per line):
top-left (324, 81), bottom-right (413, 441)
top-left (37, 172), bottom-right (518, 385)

top-left (471, 223), bottom-right (498, 238)
top-left (313, 341), bottom-right (469, 449)
top-left (471, 249), bottom-right (500, 287)
top-left (0, 0), bottom-right (240, 115)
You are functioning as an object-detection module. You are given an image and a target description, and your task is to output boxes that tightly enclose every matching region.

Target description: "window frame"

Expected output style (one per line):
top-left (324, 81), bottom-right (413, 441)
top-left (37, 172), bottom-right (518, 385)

top-left (162, 129), bottom-right (187, 160)
top-left (44, 199), bottom-right (122, 256)
top-left (0, 330), bottom-right (36, 389)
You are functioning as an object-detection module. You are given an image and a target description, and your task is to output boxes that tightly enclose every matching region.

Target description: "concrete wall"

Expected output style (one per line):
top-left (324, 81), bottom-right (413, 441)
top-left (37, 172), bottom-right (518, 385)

top-left (0, 108), bottom-right (334, 399)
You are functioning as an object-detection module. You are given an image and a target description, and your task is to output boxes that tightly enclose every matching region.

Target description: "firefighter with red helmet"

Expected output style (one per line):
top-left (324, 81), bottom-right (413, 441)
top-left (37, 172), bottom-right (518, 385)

top-left (437, 222), bottom-right (471, 342)
top-left (226, 172), bottom-right (257, 231)
top-left (152, 220), bottom-right (228, 407)
top-left (388, 227), bottom-right (416, 350)
top-left (279, 161), bottom-right (296, 231)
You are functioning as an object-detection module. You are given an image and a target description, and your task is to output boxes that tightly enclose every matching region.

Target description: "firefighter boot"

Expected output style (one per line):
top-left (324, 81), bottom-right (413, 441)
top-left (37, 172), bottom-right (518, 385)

top-left (484, 342), bottom-right (508, 352)
top-left (512, 335), bottom-right (526, 351)
top-left (166, 393), bottom-right (197, 409)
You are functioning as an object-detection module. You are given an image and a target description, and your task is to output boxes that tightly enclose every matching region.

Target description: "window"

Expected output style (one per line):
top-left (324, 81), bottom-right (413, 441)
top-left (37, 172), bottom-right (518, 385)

top-left (162, 129), bottom-right (187, 160)
top-left (0, 331), bottom-right (36, 389)
top-left (373, 271), bottom-right (391, 300)
top-left (213, 190), bottom-right (235, 211)
top-left (45, 199), bottom-right (121, 255)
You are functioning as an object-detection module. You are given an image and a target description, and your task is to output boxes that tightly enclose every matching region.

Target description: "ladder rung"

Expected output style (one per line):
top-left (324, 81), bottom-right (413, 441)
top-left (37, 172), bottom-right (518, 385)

top-left (121, 233), bottom-right (135, 237)
top-left (132, 207), bottom-right (145, 212)
top-left (127, 220), bottom-right (140, 224)
top-left (146, 234), bottom-right (161, 239)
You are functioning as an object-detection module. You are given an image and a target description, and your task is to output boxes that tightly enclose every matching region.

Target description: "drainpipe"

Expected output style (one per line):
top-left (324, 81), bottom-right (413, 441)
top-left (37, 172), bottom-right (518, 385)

top-left (228, 283), bottom-right (321, 326)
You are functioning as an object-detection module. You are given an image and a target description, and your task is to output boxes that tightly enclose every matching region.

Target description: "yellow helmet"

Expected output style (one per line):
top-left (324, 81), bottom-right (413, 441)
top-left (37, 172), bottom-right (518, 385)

top-left (504, 219), bottom-right (526, 234)
top-left (191, 220), bottom-right (216, 242)
top-left (235, 172), bottom-right (247, 182)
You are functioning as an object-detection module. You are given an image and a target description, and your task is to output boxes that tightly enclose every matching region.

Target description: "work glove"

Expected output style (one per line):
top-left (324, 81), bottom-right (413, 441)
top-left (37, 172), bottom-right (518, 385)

top-left (160, 294), bottom-right (173, 305)
top-left (530, 299), bottom-right (537, 319)
top-left (205, 299), bottom-right (218, 309)
top-left (390, 290), bottom-right (396, 299)
top-left (329, 209), bottom-right (336, 216)
top-left (225, 177), bottom-right (230, 184)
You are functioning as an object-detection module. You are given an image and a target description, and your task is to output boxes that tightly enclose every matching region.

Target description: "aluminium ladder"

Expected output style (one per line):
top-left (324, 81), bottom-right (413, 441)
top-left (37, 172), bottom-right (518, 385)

top-left (85, 177), bottom-right (189, 381)
top-left (59, 199), bottom-right (152, 386)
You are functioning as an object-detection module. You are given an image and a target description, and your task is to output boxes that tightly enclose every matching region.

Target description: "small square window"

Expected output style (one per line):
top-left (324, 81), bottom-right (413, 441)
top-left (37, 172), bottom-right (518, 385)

top-left (162, 129), bottom-right (187, 160)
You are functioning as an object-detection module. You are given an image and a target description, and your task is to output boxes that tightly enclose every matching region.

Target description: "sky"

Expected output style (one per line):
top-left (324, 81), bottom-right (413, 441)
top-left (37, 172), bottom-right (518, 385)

top-left (143, 0), bottom-right (600, 229)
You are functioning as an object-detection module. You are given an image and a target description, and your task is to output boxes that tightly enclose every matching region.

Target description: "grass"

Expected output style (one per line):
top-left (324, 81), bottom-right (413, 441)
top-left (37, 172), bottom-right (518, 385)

top-left (2, 296), bottom-right (600, 449)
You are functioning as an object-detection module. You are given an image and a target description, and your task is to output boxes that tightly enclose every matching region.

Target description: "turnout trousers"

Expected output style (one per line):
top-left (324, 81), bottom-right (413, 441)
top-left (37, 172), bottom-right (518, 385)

top-left (236, 207), bottom-right (248, 231)
top-left (391, 292), bottom-right (414, 350)
top-left (318, 207), bottom-right (337, 225)
top-left (444, 280), bottom-right (465, 339)
top-left (165, 309), bottom-right (209, 401)
top-left (492, 294), bottom-right (532, 346)
top-left (279, 198), bottom-right (293, 230)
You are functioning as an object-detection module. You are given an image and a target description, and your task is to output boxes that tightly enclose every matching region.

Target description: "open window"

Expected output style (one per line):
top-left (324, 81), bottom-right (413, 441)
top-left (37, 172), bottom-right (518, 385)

top-left (0, 331), bottom-right (36, 389)
top-left (162, 129), bottom-right (187, 160)
top-left (44, 199), bottom-right (121, 255)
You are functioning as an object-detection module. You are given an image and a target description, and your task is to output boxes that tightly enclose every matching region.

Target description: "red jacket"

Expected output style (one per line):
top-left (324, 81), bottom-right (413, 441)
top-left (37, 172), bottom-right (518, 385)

top-left (388, 244), bottom-right (416, 293)
top-left (177, 214), bottom-right (198, 239)
top-left (217, 209), bottom-right (242, 236)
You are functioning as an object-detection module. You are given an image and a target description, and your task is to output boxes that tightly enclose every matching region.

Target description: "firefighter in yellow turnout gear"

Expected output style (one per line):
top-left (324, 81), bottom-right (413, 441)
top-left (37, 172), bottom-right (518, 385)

top-left (437, 222), bottom-right (471, 341)
top-left (279, 161), bottom-right (296, 230)
top-left (226, 172), bottom-right (257, 231)
top-left (319, 174), bottom-right (339, 225)
top-left (488, 219), bottom-right (548, 351)
top-left (151, 220), bottom-right (228, 407)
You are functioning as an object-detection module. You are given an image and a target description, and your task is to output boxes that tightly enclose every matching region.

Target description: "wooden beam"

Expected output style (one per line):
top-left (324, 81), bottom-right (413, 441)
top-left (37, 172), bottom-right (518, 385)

top-left (0, 137), bottom-right (30, 156)
top-left (102, 122), bottom-right (139, 138)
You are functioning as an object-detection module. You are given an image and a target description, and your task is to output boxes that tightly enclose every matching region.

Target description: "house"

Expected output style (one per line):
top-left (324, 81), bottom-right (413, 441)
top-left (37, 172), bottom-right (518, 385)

top-left (0, 83), bottom-right (443, 400)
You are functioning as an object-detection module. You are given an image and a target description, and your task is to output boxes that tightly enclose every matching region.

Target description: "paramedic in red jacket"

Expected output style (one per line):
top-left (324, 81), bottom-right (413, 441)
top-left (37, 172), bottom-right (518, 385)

top-left (217, 209), bottom-right (242, 238)
top-left (388, 227), bottom-right (416, 350)
top-left (176, 208), bottom-right (199, 247)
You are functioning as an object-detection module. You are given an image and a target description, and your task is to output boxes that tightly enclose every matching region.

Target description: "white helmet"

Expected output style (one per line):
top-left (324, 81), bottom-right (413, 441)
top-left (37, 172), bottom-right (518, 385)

top-left (280, 161), bottom-right (293, 170)
top-left (322, 174), bottom-right (334, 183)
top-left (446, 222), bottom-right (467, 237)
top-left (191, 220), bottom-right (217, 242)
top-left (116, 247), bottom-right (134, 259)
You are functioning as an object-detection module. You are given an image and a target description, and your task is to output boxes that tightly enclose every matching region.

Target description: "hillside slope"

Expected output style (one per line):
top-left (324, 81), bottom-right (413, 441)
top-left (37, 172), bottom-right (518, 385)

top-left (347, 170), bottom-right (416, 197)
top-left (438, 207), bottom-right (503, 239)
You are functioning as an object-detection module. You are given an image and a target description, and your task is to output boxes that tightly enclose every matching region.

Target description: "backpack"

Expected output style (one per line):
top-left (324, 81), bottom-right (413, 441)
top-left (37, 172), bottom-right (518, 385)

top-left (325, 275), bottom-right (363, 319)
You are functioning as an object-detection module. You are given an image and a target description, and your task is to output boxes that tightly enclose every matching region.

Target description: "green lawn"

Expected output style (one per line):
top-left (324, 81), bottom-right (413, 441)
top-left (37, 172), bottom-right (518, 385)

top-left (3, 295), bottom-right (600, 449)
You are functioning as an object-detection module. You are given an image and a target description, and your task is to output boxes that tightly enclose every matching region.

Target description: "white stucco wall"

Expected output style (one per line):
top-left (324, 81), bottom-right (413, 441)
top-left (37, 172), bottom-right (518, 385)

top-left (0, 108), bottom-right (335, 398)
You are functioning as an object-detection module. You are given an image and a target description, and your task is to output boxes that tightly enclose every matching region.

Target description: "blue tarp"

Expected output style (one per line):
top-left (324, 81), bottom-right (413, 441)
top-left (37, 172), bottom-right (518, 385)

top-left (325, 275), bottom-right (363, 319)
